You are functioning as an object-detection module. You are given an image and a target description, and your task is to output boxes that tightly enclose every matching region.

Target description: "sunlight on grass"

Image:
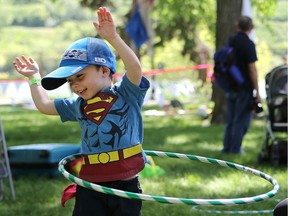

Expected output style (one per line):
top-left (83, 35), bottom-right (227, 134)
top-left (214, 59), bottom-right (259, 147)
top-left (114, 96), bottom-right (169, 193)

top-left (166, 134), bottom-right (191, 146)
top-left (193, 141), bottom-right (221, 152)
top-left (0, 106), bottom-right (286, 216)
top-left (141, 175), bottom-right (204, 198)
top-left (141, 179), bottom-right (168, 196)
top-left (141, 151), bottom-right (282, 208)
top-left (203, 171), bottom-right (273, 198)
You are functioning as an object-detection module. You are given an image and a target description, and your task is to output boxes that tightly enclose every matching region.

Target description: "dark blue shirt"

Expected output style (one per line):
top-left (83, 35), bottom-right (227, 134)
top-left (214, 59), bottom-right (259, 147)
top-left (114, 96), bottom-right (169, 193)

top-left (231, 32), bottom-right (257, 89)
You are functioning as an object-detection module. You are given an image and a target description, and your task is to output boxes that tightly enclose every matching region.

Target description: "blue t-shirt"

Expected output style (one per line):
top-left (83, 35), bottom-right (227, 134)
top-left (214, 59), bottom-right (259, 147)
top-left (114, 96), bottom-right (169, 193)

top-left (55, 74), bottom-right (150, 182)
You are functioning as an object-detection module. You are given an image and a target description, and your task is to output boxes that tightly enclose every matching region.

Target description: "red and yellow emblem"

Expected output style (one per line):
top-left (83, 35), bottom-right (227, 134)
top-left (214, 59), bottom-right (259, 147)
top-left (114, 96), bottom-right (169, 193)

top-left (82, 93), bottom-right (117, 125)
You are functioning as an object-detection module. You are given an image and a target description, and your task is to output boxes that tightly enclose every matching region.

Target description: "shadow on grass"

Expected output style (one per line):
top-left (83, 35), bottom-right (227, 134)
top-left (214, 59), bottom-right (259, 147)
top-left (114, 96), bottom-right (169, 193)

top-left (0, 105), bottom-right (286, 216)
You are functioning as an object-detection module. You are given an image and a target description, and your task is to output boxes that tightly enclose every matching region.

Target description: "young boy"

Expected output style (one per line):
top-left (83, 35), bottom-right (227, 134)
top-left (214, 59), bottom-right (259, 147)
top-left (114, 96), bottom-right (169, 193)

top-left (13, 7), bottom-right (150, 216)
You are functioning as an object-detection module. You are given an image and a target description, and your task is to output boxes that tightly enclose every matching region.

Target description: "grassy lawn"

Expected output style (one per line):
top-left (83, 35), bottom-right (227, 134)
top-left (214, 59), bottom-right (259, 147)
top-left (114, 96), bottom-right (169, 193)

top-left (0, 105), bottom-right (286, 216)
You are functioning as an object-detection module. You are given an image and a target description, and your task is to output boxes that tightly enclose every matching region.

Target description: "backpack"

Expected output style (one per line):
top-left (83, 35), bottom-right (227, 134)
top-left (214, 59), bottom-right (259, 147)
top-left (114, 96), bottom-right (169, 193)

top-left (213, 45), bottom-right (244, 92)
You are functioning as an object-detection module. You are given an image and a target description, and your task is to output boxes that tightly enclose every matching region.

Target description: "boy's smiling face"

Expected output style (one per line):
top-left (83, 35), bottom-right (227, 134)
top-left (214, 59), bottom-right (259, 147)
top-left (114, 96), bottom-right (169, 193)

top-left (66, 65), bottom-right (111, 101)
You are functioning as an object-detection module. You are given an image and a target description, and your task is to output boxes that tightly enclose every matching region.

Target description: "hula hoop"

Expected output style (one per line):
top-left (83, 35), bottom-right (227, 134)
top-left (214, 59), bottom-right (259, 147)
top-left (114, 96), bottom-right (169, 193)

top-left (191, 206), bottom-right (273, 214)
top-left (58, 150), bottom-right (279, 206)
top-left (191, 199), bottom-right (281, 214)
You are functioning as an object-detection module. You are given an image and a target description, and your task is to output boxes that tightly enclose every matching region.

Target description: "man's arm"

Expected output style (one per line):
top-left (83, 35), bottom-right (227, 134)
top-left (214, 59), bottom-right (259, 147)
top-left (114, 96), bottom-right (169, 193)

top-left (13, 56), bottom-right (58, 115)
top-left (93, 7), bottom-right (142, 86)
top-left (248, 62), bottom-right (261, 103)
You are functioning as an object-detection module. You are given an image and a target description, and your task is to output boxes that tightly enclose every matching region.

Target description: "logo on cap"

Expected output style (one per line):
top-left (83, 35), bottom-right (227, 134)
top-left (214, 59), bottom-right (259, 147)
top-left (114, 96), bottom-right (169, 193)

top-left (62, 50), bottom-right (87, 61)
top-left (95, 57), bottom-right (106, 63)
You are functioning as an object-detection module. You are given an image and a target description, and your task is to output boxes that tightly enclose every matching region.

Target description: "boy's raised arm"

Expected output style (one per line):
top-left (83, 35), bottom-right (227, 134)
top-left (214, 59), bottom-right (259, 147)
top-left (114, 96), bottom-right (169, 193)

top-left (12, 56), bottom-right (58, 115)
top-left (93, 7), bottom-right (142, 86)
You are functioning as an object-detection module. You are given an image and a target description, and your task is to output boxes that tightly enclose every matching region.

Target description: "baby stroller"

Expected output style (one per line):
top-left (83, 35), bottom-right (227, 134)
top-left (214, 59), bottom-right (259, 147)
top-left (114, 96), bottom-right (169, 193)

top-left (258, 64), bottom-right (288, 166)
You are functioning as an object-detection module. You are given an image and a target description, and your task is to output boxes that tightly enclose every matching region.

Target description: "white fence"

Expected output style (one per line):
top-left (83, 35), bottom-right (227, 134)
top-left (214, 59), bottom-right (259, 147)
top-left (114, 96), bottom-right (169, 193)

top-left (0, 80), bottom-right (73, 106)
top-left (0, 78), bottom-right (267, 108)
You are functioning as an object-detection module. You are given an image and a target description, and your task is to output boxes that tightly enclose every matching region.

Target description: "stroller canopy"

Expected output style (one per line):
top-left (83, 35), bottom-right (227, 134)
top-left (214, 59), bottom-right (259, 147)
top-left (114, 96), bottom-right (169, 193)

top-left (265, 65), bottom-right (288, 100)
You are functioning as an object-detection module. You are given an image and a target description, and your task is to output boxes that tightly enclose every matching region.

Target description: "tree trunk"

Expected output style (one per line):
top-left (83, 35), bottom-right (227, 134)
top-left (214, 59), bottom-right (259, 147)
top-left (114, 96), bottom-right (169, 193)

top-left (211, 0), bottom-right (242, 124)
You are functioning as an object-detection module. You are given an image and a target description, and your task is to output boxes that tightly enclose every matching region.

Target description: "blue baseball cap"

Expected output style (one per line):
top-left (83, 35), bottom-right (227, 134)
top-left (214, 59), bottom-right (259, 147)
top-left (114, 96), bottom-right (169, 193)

top-left (41, 37), bottom-right (116, 90)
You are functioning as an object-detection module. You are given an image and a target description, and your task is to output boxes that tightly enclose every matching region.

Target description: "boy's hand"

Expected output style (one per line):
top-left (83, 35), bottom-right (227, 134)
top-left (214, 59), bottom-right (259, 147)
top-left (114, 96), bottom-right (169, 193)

top-left (93, 7), bottom-right (142, 86)
top-left (13, 55), bottom-right (40, 78)
top-left (93, 7), bottom-right (117, 42)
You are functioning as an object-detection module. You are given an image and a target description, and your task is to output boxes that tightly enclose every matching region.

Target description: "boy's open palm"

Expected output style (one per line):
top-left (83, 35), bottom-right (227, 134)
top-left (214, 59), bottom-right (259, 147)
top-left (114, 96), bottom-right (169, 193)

top-left (93, 7), bottom-right (117, 42)
top-left (13, 55), bottom-right (39, 78)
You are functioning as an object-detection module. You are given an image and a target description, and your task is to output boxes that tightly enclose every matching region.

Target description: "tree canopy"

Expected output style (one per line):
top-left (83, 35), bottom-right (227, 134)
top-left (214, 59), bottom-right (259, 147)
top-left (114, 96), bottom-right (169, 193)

top-left (1, 0), bottom-right (284, 77)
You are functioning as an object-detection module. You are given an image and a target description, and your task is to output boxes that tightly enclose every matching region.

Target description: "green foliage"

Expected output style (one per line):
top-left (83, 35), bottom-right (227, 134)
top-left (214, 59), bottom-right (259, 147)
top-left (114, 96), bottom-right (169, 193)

top-left (271, 0), bottom-right (287, 21)
top-left (141, 38), bottom-right (192, 71)
top-left (55, 21), bottom-right (96, 42)
top-left (1, 23), bottom-right (96, 77)
top-left (11, 0), bottom-right (42, 3)
top-left (0, 2), bottom-right (50, 27)
top-left (254, 0), bottom-right (288, 60)
top-left (155, 0), bottom-right (216, 37)
top-left (153, 0), bottom-right (216, 61)
top-left (0, 4), bottom-right (15, 27)
top-left (44, 0), bottom-right (94, 26)
top-left (0, 0), bottom-right (286, 79)
top-left (0, 105), bottom-right (286, 216)
top-left (79, 0), bottom-right (114, 9)
top-left (0, 0), bottom-right (94, 27)
top-left (11, 4), bottom-right (49, 26)
top-left (256, 41), bottom-right (274, 79)
top-left (252, 0), bottom-right (277, 18)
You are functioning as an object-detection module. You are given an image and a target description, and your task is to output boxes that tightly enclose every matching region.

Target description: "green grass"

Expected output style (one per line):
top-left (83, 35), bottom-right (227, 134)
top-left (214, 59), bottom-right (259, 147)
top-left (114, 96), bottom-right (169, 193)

top-left (0, 105), bottom-right (286, 216)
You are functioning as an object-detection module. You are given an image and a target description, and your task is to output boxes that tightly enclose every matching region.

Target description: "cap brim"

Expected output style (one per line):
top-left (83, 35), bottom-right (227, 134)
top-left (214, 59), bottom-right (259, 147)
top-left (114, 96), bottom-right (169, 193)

top-left (41, 64), bottom-right (88, 90)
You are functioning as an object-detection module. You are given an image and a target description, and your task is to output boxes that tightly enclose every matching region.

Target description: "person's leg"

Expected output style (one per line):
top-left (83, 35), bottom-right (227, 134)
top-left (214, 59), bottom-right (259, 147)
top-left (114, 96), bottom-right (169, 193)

top-left (274, 198), bottom-right (288, 216)
top-left (222, 92), bottom-right (236, 153)
top-left (109, 177), bottom-right (142, 216)
top-left (72, 185), bottom-right (108, 216)
top-left (230, 90), bottom-right (253, 153)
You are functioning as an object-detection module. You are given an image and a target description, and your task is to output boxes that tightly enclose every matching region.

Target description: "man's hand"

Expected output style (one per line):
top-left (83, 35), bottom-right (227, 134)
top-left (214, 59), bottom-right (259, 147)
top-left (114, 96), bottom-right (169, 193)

top-left (13, 55), bottom-right (40, 78)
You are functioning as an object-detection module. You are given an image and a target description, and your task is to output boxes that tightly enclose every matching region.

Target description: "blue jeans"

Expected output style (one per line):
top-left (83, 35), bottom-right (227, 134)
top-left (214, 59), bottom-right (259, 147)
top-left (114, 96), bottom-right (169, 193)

top-left (72, 177), bottom-right (142, 216)
top-left (222, 89), bottom-right (253, 153)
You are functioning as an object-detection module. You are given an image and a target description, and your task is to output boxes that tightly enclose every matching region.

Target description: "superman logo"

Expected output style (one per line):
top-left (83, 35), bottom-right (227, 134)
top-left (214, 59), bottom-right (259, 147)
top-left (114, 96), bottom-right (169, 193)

top-left (82, 93), bottom-right (117, 125)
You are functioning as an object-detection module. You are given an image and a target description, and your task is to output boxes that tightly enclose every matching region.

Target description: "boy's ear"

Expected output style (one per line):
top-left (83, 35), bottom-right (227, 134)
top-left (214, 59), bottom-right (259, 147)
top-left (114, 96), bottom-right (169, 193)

top-left (102, 66), bottom-right (110, 76)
